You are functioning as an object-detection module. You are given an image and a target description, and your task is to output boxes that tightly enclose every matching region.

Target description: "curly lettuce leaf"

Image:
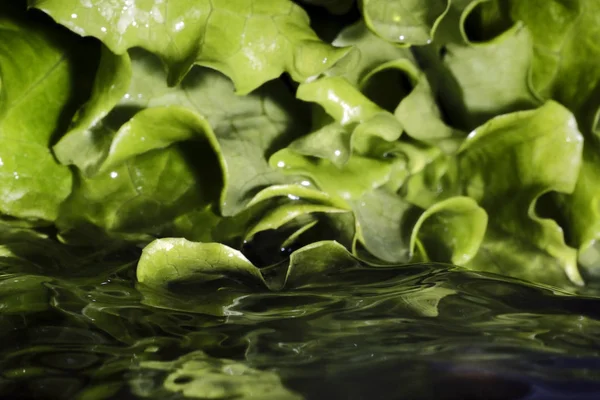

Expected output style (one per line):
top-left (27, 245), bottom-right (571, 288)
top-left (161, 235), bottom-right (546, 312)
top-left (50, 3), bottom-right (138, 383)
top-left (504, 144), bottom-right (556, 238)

top-left (351, 187), bottom-right (418, 263)
top-left (411, 196), bottom-right (487, 265)
top-left (327, 22), bottom-right (461, 152)
top-left (137, 239), bottom-right (361, 303)
top-left (245, 203), bottom-right (348, 239)
top-left (0, 5), bottom-right (95, 222)
top-left (361, 0), bottom-right (450, 45)
top-left (30, 0), bottom-right (350, 93)
top-left (452, 0), bottom-right (600, 278)
top-left (440, 22), bottom-right (540, 128)
top-left (556, 148), bottom-right (600, 279)
top-left (500, 0), bottom-right (600, 275)
top-left (270, 148), bottom-right (487, 265)
top-left (455, 0), bottom-right (599, 128)
top-left (352, 190), bottom-right (486, 264)
top-left (55, 48), bottom-right (309, 219)
top-left (271, 148), bottom-right (398, 202)
top-left (57, 144), bottom-right (221, 244)
top-left (329, 20), bottom-right (415, 85)
top-left (294, 76), bottom-right (403, 164)
top-left (455, 102), bottom-right (584, 285)
top-left (137, 238), bottom-right (267, 291)
top-left (504, 0), bottom-right (600, 118)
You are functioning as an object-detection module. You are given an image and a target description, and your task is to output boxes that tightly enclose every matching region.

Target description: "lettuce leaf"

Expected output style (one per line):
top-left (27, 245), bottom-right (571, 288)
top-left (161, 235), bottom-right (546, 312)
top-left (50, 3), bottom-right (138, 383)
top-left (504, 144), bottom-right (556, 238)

top-left (361, 0), bottom-right (450, 45)
top-left (1, 0), bottom-right (599, 292)
top-left (30, 0), bottom-right (350, 92)
top-left (0, 4), bottom-right (94, 222)
top-left (53, 47), bottom-right (311, 244)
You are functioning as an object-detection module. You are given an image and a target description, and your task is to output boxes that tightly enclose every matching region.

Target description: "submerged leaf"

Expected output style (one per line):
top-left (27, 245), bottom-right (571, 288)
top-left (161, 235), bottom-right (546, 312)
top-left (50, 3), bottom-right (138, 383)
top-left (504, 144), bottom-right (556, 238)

top-left (0, 274), bottom-right (50, 314)
top-left (136, 351), bottom-right (302, 399)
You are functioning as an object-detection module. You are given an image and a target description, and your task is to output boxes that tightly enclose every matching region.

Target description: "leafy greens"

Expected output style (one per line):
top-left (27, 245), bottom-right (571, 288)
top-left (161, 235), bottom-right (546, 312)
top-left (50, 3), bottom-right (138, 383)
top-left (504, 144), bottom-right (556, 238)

top-left (1, 0), bottom-right (600, 296)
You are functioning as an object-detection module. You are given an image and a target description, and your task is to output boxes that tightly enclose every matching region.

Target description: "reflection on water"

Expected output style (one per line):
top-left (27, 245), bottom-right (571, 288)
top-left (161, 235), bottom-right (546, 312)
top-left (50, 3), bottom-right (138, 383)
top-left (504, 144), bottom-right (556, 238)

top-left (2, 261), bottom-right (600, 399)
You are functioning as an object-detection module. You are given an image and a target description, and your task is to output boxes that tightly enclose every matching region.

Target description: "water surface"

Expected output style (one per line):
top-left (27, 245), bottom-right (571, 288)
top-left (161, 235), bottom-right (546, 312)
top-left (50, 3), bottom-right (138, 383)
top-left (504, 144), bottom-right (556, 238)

top-left (2, 258), bottom-right (600, 400)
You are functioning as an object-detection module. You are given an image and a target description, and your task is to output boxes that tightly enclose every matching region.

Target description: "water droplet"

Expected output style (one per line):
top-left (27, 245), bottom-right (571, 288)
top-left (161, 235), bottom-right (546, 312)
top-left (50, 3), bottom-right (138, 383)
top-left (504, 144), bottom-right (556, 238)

top-left (399, 35), bottom-right (405, 41)
top-left (334, 150), bottom-right (341, 157)
top-left (100, 26), bottom-right (107, 33)
top-left (174, 21), bottom-right (185, 32)
top-left (287, 194), bottom-right (300, 200)
top-left (277, 161), bottom-right (285, 168)
top-left (301, 180), bottom-right (310, 187)
top-left (71, 13), bottom-right (78, 19)
top-left (0, 157), bottom-right (3, 167)
top-left (110, 171), bottom-right (118, 179)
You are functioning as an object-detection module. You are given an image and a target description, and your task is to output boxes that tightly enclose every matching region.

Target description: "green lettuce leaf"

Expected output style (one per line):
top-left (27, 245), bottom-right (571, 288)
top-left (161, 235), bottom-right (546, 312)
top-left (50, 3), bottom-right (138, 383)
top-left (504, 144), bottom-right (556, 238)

top-left (55, 48), bottom-right (309, 222)
top-left (361, 0), bottom-right (450, 45)
top-left (328, 21), bottom-right (461, 150)
top-left (1, 0), bottom-right (599, 294)
top-left (353, 190), bottom-right (487, 265)
top-left (328, 20), bottom-right (415, 86)
top-left (137, 239), bottom-right (364, 293)
top-left (31, 0), bottom-right (350, 92)
top-left (0, 4), bottom-right (95, 222)
top-left (440, 22), bottom-right (540, 128)
top-left (244, 203), bottom-right (348, 239)
top-left (137, 239), bottom-right (364, 315)
top-left (56, 145), bottom-right (220, 244)
top-left (271, 148), bottom-right (398, 202)
top-left (454, 102), bottom-right (584, 285)
top-left (351, 187), bottom-right (419, 263)
top-left (505, 0), bottom-right (600, 117)
top-left (411, 196), bottom-right (487, 265)
top-left (137, 238), bottom-right (268, 290)
top-left (556, 148), bottom-right (600, 279)
top-left (457, 0), bottom-right (600, 279)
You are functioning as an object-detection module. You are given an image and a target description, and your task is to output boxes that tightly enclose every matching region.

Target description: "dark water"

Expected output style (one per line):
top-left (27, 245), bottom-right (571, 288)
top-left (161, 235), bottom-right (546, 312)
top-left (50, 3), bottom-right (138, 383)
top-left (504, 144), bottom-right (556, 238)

top-left (2, 259), bottom-right (600, 400)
